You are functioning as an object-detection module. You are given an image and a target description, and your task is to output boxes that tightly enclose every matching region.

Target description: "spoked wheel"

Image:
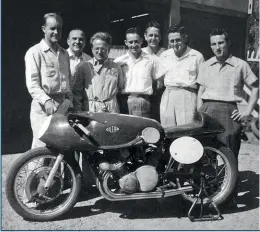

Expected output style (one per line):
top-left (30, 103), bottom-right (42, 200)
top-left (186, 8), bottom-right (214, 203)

top-left (177, 146), bottom-right (238, 205)
top-left (6, 147), bottom-right (81, 221)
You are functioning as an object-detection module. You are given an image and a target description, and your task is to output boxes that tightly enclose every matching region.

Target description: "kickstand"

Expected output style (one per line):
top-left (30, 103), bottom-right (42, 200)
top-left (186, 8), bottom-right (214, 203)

top-left (188, 174), bottom-right (223, 222)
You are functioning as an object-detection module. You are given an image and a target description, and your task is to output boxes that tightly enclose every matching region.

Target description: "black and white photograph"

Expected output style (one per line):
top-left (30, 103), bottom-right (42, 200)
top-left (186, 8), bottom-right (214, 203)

top-left (2, 0), bottom-right (259, 230)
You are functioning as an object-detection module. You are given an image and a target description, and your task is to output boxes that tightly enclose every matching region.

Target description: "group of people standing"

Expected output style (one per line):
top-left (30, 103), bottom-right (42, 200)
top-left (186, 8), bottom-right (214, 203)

top-left (25, 12), bottom-right (258, 205)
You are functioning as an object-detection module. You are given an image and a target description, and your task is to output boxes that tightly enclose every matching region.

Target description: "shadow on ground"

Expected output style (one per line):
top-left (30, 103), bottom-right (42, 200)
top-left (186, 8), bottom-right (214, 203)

top-left (220, 170), bottom-right (259, 214)
top-left (53, 170), bottom-right (259, 221)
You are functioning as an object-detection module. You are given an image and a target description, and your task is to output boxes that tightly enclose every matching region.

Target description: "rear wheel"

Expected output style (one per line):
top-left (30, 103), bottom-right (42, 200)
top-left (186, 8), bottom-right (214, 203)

top-left (177, 146), bottom-right (238, 205)
top-left (5, 147), bottom-right (81, 221)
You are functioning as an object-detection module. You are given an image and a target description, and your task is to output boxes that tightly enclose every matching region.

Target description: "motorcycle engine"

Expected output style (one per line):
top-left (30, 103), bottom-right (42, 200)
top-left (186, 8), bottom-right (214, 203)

top-left (98, 147), bottom-right (159, 194)
top-left (119, 165), bottom-right (158, 193)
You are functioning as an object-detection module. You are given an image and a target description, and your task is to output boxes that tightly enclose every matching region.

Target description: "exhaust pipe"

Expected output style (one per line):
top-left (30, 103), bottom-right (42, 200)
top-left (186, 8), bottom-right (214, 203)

top-left (97, 172), bottom-right (193, 201)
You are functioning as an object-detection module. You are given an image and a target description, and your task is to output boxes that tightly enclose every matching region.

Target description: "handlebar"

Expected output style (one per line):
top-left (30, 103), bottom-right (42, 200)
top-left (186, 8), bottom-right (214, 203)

top-left (74, 122), bottom-right (91, 136)
top-left (72, 120), bottom-right (99, 146)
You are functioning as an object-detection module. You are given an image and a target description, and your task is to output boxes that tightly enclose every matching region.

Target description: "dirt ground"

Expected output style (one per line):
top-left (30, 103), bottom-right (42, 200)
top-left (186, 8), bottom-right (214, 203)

top-left (1, 133), bottom-right (259, 230)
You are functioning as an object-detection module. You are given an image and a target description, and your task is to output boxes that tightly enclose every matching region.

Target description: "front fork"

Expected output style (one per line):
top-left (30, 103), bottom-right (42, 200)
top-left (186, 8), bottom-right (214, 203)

top-left (44, 154), bottom-right (64, 190)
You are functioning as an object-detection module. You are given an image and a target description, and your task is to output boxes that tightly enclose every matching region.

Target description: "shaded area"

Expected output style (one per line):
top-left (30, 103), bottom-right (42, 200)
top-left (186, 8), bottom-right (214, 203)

top-left (180, 7), bottom-right (247, 60)
top-left (54, 170), bottom-right (259, 221)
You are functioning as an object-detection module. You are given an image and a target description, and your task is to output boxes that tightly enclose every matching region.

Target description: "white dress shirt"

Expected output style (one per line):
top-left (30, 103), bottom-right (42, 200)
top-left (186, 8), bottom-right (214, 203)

top-left (114, 51), bottom-right (159, 95)
top-left (159, 47), bottom-right (204, 89)
top-left (67, 48), bottom-right (91, 80)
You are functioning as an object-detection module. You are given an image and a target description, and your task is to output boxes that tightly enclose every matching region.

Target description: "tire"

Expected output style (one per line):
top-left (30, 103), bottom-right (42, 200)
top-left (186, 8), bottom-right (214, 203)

top-left (251, 117), bottom-right (259, 139)
top-left (178, 146), bottom-right (238, 206)
top-left (5, 147), bottom-right (81, 221)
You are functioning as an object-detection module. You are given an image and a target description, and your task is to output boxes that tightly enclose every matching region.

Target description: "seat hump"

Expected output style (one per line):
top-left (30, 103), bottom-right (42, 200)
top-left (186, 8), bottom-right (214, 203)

top-left (164, 112), bottom-right (224, 138)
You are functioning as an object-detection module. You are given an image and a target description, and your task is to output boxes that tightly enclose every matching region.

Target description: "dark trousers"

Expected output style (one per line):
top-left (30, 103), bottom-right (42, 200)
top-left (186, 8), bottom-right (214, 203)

top-left (200, 101), bottom-right (241, 202)
top-left (200, 101), bottom-right (242, 159)
top-left (150, 89), bottom-right (163, 122)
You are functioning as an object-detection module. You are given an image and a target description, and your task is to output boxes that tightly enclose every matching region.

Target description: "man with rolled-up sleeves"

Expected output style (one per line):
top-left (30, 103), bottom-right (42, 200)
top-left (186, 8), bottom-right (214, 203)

top-left (25, 13), bottom-right (71, 148)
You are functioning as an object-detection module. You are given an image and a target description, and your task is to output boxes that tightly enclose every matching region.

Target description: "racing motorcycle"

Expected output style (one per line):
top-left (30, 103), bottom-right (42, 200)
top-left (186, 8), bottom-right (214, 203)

top-left (6, 99), bottom-right (238, 221)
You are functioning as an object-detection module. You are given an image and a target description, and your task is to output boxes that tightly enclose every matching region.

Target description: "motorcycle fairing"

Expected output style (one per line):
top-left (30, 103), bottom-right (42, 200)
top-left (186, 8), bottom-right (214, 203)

top-left (68, 112), bottom-right (164, 148)
top-left (40, 112), bottom-right (164, 151)
top-left (39, 114), bottom-right (98, 151)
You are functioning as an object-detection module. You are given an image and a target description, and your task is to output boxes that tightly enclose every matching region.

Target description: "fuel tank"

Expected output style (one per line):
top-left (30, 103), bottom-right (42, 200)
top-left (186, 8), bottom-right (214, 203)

top-left (70, 112), bottom-right (164, 148)
top-left (39, 112), bottom-right (163, 151)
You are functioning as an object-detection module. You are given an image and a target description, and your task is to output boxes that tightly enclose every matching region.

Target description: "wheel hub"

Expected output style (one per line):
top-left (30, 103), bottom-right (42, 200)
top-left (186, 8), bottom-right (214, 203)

top-left (25, 167), bottom-right (63, 204)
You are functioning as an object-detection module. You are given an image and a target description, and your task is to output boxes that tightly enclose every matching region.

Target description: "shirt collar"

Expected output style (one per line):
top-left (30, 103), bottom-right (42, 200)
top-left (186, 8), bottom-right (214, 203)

top-left (91, 57), bottom-right (109, 66)
top-left (142, 47), bottom-right (154, 55)
top-left (67, 48), bottom-right (74, 57)
top-left (40, 39), bottom-right (62, 53)
top-left (181, 46), bottom-right (191, 58)
top-left (210, 54), bottom-right (235, 66)
top-left (67, 48), bottom-right (84, 59)
top-left (225, 55), bottom-right (236, 66)
top-left (171, 46), bottom-right (191, 59)
top-left (127, 50), bottom-right (148, 61)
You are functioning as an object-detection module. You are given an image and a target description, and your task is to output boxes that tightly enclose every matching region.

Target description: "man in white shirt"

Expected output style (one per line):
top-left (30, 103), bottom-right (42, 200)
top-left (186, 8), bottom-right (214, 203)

top-left (142, 21), bottom-right (166, 122)
top-left (25, 13), bottom-right (71, 148)
top-left (67, 29), bottom-right (91, 84)
top-left (114, 27), bottom-right (159, 118)
top-left (159, 25), bottom-right (204, 127)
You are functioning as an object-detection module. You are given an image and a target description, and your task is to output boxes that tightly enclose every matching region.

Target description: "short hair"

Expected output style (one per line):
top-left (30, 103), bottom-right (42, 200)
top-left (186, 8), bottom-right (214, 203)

top-left (67, 29), bottom-right (85, 40)
top-left (167, 24), bottom-right (187, 36)
top-left (43, 13), bottom-right (63, 26)
top-left (145, 21), bottom-right (161, 34)
top-left (167, 24), bottom-right (189, 45)
top-left (210, 28), bottom-right (230, 42)
top-left (125, 27), bottom-right (142, 38)
top-left (90, 32), bottom-right (112, 47)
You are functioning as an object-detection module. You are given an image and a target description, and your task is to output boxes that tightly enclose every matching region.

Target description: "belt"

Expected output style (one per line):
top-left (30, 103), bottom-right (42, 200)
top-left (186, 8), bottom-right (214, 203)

top-left (92, 93), bottom-right (117, 103)
top-left (127, 93), bottom-right (151, 98)
top-left (203, 99), bottom-right (237, 105)
top-left (166, 86), bottom-right (197, 92)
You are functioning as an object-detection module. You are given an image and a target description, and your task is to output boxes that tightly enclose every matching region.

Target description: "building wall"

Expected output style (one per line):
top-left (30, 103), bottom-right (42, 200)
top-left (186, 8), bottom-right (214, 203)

top-left (180, 7), bottom-right (247, 60)
top-left (182, 0), bottom-right (250, 14)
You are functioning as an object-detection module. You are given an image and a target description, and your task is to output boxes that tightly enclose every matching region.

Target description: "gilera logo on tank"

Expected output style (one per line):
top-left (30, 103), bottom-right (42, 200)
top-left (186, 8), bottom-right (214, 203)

top-left (106, 126), bottom-right (120, 133)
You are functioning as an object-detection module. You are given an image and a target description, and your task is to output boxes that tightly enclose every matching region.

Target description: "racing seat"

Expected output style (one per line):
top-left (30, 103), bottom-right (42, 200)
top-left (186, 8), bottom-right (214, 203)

top-left (163, 112), bottom-right (224, 139)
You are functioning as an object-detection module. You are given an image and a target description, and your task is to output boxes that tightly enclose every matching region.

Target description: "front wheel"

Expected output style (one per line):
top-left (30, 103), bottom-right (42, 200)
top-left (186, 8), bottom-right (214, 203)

top-left (5, 147), bottom-right (81, 221)
top-left (177, 146), bottom-right (238, 205)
